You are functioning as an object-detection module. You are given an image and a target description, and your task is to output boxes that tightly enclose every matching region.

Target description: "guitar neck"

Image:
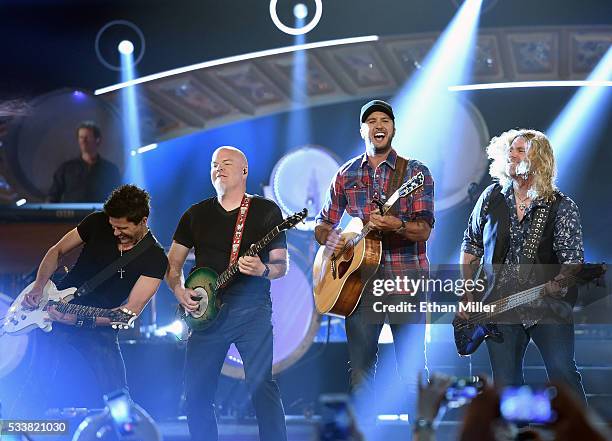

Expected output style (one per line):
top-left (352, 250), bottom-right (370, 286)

top-left (48, 301), bottom-right (114, 318)
top-left (345, 188), bottom-right (403, 249)
top-left (215, 225), bottom-right (282, 289)
top-left (470, 274), bottom-right (579, 322)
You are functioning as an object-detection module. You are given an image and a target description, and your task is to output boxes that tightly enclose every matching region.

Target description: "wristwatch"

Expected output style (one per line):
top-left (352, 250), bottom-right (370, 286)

top-left (396, 218), bottom-right (407, 233)
top-left (261, 264), bottom-right (270, 278)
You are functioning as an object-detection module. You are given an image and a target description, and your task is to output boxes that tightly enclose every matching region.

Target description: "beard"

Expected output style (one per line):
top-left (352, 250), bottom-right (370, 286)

top-left (507, 160), bottom-right (530, 179)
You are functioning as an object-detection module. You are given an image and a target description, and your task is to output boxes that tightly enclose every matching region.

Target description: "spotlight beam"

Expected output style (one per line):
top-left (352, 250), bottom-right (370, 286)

top-left (95, 36), bottom-right (379, 95)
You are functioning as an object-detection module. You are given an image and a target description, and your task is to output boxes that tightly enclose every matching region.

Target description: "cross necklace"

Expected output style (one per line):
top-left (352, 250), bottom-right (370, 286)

top-left (118, 247), bottom-right (126, 279)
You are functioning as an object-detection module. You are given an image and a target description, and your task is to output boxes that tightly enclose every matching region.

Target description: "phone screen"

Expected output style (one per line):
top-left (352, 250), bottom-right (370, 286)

top-left (104, 389), bottom-right (135, 435)
top-left (445, 376), bottom-right (484, 408)
top-left (318, 395), bottom-right (353, 441)
top-left (500, 386), bottom-right (557, 424)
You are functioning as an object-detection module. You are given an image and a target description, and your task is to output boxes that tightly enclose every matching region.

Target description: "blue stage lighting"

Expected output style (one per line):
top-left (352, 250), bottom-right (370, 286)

top-left (120, 51), bottom-right (145, 186)
top-left (548, 46), bottom-right (612, 187)
top-left (118, 40), bottom-right (134, 55)
top-left (293, 3), bottom-right (308, 20)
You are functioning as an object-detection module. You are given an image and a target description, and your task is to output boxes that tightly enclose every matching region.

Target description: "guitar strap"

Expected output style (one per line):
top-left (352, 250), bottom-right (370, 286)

top-left (74, 232), bottom-right (156, 298)
top-left (229, 194), bottom-right (253, 265)
top-left (385, 155), bottom-right (409, 215)
top-left (518, 204), bottom-right (551, 284)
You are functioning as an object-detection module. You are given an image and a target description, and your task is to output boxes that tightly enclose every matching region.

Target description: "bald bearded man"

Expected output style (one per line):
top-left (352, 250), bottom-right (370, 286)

top-left (166, 146), bottom-right (289, 441)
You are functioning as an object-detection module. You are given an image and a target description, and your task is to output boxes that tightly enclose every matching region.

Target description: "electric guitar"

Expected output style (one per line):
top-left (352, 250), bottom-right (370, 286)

top-left (312, 172), bottom-right (425, 317)
top-left (452, 263), bottom-right (606, 356)
top-left (180, 208), bottom-right (307, 331)
top-left (1, 280), bottom-right (137, 335)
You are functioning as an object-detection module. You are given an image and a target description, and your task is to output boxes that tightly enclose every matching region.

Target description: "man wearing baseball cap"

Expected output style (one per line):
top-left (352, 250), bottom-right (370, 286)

top-left (315, 99), bottom-right (435, 435)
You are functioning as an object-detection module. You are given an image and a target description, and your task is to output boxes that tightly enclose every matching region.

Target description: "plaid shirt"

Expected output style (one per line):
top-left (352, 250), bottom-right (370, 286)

top-left (316, 149), bottom-right (435, 277)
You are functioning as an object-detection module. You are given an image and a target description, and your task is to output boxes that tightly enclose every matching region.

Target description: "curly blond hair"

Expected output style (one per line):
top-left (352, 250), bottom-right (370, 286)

top-left (487, 128), bottom-right (557, 202)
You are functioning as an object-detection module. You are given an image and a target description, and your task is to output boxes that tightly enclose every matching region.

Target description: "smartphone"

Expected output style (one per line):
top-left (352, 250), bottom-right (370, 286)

top-left (500, 385), bottom-right (557, 424)
top-left (104, 389), bottom-right (135, 435)
top-left (445, 376), bottom-right (484, 408)
top-left (318, 394), bottom-right (355, 441)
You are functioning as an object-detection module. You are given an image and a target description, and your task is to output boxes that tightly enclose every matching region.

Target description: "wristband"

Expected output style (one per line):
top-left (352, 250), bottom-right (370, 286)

top-left (413, 418), bottom-right (434, 432)
top-left (261, 264), bottom-right (270, 278)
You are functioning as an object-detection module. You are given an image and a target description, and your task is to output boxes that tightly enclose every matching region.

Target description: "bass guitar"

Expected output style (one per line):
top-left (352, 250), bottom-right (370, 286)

top-left (1, 280), bottom-right (137, 335)
top-left (452, 263), bottom-right (606, 356)
top-left (180, 208), bottom-right (307, 331)
top-left (312, 173), bottom-right (424, 317)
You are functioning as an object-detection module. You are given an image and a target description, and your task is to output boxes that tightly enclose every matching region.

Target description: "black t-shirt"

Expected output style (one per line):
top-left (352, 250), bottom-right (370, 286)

top-left (57, 212), bottom-right (168, 309)
top-left (48, 156), bottom-right (121, 203)
top-left (173, 196), bottom-right (286, 303)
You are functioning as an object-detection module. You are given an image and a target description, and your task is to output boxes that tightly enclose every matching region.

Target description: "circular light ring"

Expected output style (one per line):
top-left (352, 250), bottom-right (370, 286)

top-left (95, 20), bottom-right (146, 71)
top-left (269, 0), bottom-right (322, 36)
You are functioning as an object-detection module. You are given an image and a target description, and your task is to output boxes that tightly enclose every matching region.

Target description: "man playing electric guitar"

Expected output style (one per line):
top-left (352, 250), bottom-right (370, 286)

top-left (165, 146), bottom-right (289, 441)
top-left (314, 100), bottom-right (435, 433)
top-left (18, 184), bottom-right (168, 414)
top-left (459, 129), bottom-right (587, 402)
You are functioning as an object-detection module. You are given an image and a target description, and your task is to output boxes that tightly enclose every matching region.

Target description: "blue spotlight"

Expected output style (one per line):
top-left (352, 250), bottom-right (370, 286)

top-left (120, 50), bottom-right (145, 186)
top-left (118, 40), bottom-right (134, 55)
top-left (385, 0), bottom-right (484, 204)
top-left (548, 47), bottom-right (612, 187)
top-left (293, 3), bottom-right (308, 20)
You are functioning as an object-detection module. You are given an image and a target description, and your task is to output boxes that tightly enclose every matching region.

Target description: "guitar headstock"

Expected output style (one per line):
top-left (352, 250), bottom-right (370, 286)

top-left (279, 208), bottom-right (308, 231)
top-left (398, 172), bottom-right (425, 197)
top-left (109, 308), bottom-right (138, 330)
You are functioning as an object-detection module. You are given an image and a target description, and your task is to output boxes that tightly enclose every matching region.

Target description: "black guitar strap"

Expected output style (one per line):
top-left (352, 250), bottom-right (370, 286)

top-left (74, 232), bottom-right (156, 298)
top-left (518, 205), bottom-right (551, 284)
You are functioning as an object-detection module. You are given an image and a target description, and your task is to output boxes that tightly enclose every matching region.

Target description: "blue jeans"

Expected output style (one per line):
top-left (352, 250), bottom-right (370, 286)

top-left (345, 300), bottom-right (427, 427)
top-left (486, 323), bottom-right (586, 403)
top-left (184, 301), bottom-right (287, 441)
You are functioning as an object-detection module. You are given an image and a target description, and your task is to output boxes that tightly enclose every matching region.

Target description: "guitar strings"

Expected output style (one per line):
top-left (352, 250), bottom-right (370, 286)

top-left (456, 274), bottom-right (580, 329)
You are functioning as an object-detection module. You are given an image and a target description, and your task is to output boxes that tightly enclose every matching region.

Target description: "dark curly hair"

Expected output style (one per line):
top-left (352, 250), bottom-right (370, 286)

top-left (103, 184), bottom-right (150, 224)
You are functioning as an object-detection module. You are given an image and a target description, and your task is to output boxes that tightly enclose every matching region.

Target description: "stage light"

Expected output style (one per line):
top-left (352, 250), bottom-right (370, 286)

top-left (270, 0), bottom-right (322, 35)
top-left (548, 47), bottom-right (612, 188)
top-left (130, 143), bottom-right (158, 157)
top-left (154, 320), bottom-right (185, 337)
top-left (293, 3), bottom-right (308, 19)
top-left (449, 80), bottom-right (612, 91)
top-left (72, 90), bottom-right (86, 99)
top-left (95, 20), bottom-right (146, 71)
top-left (15, 198), bottom-right (26, 206)
top-left (118, 40), bottom-right (134, 55)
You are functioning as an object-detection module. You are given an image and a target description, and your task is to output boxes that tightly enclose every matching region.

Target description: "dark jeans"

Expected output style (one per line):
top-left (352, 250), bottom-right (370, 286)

top-left (345, 300), bottom-right (427, 427)
top-left (15, 325), bottom-right (127, 417)
top-left (486, 323), bottom-right (586, 403)
top-left (184, 301), bottom-right (287, 441)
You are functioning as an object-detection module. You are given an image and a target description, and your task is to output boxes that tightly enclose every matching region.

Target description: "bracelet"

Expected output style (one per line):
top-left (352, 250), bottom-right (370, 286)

top-left (413, 418), bottom-right (434, 432)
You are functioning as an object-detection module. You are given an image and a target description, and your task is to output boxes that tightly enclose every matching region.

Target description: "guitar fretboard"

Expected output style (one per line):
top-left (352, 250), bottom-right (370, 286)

top-left (215, 225), bottom-right (282, 289)
top-left (48, 301), bottom-right (113, 318)
top-left (466, 274), bottom-right (579, 324)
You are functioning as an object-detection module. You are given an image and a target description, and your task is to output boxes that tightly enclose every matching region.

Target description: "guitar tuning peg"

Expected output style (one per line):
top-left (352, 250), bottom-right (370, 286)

top-left (112, 324), bottom-right (117, 329)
